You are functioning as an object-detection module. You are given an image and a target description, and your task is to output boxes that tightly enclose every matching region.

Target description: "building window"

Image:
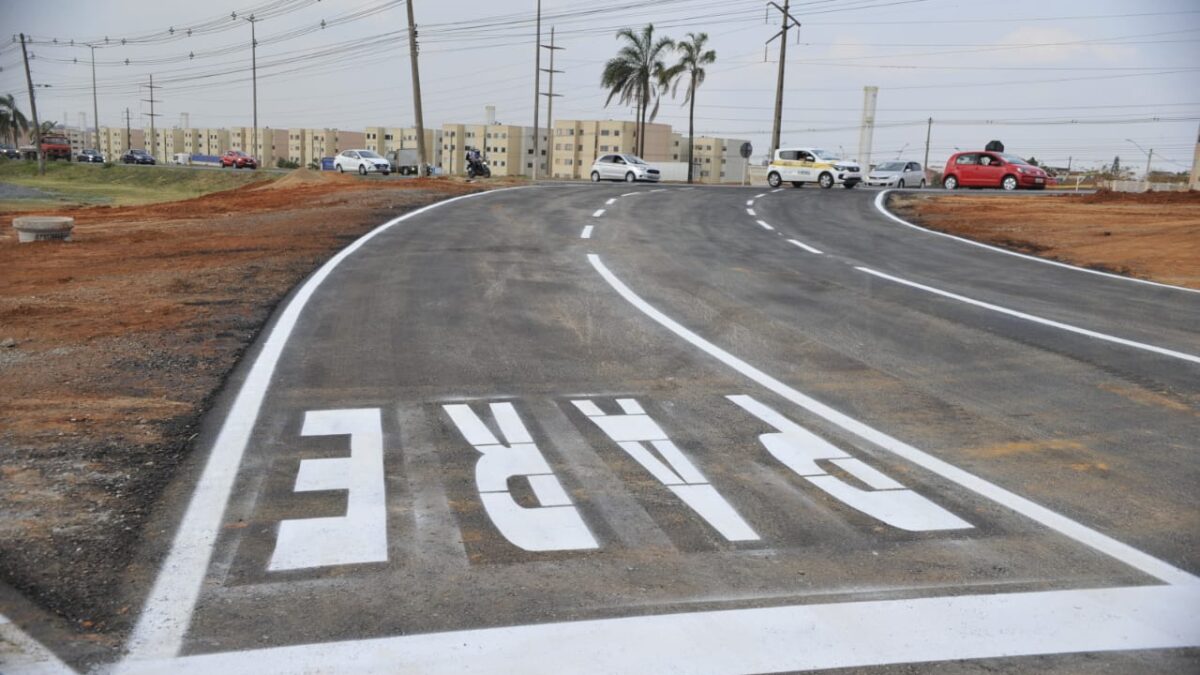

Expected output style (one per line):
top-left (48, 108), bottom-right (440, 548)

top-left (601, 130), bottom-right (610, 136)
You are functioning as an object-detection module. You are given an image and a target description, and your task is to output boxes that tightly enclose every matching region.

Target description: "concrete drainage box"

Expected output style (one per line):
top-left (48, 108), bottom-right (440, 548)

top-left (12, 216), bottom-right (74, 243)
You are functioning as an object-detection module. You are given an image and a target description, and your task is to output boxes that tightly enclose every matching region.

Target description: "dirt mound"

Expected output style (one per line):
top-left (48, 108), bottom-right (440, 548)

top-left (1079, 189), bottom-right (1200, 205)
top-left (255, 167), bottom-right (355, 190)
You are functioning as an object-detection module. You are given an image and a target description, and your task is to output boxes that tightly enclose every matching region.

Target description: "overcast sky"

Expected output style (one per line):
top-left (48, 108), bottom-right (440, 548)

top-left (2, 0), bottom-right (1198, 170)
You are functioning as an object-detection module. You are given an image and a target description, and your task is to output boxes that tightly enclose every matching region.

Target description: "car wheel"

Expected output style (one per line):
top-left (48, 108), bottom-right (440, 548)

top-left (358, 164), bottom-right (367, 176)
top-left (591, 171), bottom-right (600, 182)
top-left (818, 172), bottom-right (834, 189)
top-left (919, 179), bottom-right (926, 189)
top-left (897, 179), bottom-right (905, 188)
top-left (1002, 175), bottom-right (1018, 191)
top-left (943, 175), bottom-right (958, 190)
top-left (337, 164), bottom-right (344, 173)
top-left (625, 172), bottom-right (636, 183)
top-left (767, 172), bottom-right (781, 188)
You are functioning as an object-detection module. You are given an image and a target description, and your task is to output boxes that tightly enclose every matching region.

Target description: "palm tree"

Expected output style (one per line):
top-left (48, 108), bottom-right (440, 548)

top-left (601, 24), bottom-right (674, 157)
top-left (663, 33), bottom-right (716, 184)
top-left (0, 94), bottom-right (30, 147)
top-left (38, 120), bottom-right (58, 138)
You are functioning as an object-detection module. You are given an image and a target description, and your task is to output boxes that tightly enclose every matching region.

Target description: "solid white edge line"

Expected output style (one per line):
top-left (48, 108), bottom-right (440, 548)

top-left (580, 225), bottom-right (594, 239)
top-left (0, 613), bottom-right (76, 674)
top-left (787, 239), bottom-right (823, 255)
top-left (858, 266), bottom-right (1200, 365)
top-left (873, 190), bottom-right (1200, 295)
top-left (586, 254), bottom-right (1198, 587)
top-left (119, 585), bottom-right (1200, 674)
top-left (755, 220), bottom-right (775, 231)
top-left (119, 187), bottom-right (534, 666)
top-left (592, 209), bottom-right (605, 217)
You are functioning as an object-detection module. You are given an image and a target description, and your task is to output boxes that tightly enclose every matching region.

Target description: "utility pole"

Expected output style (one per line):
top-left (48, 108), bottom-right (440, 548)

top-left (532, 0), bottom-right (542, 180)
top-left (540, 27), bottom-right (564, 177)
top-left (765, 0), bottom-right (800, 158)
top-left (922, 117), bottom-right (932, 182)
top-left (142, 75), bottom-right (161, 161)
top-left (19, 33), bottom-right (45, 175)
top-left (246, 15), bottom-right (258, 162)
top-left (90, 44), bottom-right (100, 151)
top-left (1190, 122), bottom-right (1200, 189)
top-left (125, 107), bottom-right (132, 151)
top-left (1144, 147), bottom-right (1153, 186)
top-left (406, 0), bottom-right (427, 176)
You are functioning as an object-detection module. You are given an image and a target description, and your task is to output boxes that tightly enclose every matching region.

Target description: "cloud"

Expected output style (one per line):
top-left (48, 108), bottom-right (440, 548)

top-left (995, 26), bottom-right (1137, 64)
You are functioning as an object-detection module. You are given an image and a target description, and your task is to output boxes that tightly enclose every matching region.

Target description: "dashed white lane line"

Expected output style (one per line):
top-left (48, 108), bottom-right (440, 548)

top-left (787, 239), bottom-right (823, 255)
top-left (581, 225), bottom-right (594, 239)
top-left (746, 208), bottom-right (756, 217)
top-left (756, 220), bottom-right (775, 231)
top-left (592, 209), bottom-right (606, 218)
top-left (649, 188), bottom-right (666, 193)
top-left (755, 193), bottom-right (767, 198)
top-left (772, 188), bottom-right (785, 193)
top-left (858, 267), bottom-right (1200, 365)
top-left (745, 200), bottom-right (754, 206)
top-left (620, 192), bottom-right (639, 197)
top-left (587, 253), bottom-right (1197, 586)
top-left (605, 198), bottom-right (617, 206)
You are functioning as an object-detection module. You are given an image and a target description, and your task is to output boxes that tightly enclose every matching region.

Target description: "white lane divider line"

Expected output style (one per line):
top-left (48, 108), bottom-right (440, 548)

top-left (620, 191), bottom-right (640, 197)
top-left (756, 220), bottom-right (775, 231)
top-left (587, 253), bottom-right (1197, 586)
top-left (605, 198), bottom-right (617, 206)
top-left (755, 193), bottom-right (767, 198)
top-left (772, 188), bottom-right (785, 193)
top-left (592, 209), bottom-right (606, 218)
top-left (857, 267), bottom-right (1200, 365)
top-left (787, 239), bottom-right (823, 255)
top-left (649, 188), bottom-right (666, 193)
top-left (746, 208), bottom-right (756, 217)
top-left (581, 225), bottom-right (594, 239)
top-left (872, 190), bottom-right (1200, 295)
top-left (746, 200), bottom-right (755, 206)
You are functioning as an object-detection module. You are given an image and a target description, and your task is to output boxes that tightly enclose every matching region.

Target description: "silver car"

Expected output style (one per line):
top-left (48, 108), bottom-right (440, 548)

top-left (866, 160), bottom-right (926, 188)
top-left (590, 153), bottom-right (660, 183)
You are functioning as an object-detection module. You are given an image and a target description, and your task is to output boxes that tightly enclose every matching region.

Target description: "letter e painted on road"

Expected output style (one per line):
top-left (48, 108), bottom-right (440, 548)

top-left (728, 395), bottom-right (971, 532)
top-left (443, 402), bottom-right (598, 552)
top-left (268, 408), bottom-right (389, 571)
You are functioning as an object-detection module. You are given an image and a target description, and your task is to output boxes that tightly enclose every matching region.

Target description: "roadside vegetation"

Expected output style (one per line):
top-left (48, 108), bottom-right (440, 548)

top-left (0, 160), bottom-right (273, 211)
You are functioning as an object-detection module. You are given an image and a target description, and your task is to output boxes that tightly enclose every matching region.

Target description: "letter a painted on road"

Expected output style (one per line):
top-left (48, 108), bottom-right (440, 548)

top-left (443, 402), bottom-right (598, 552)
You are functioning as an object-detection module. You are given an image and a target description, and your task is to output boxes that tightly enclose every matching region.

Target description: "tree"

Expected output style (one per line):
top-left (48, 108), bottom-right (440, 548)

top-left (0, 94), bottom-right (30, 147)
top-left (1026, 156), bottom-right (1039, 167)
top-left (37, 120), bottom-right (58, 137)
top-left (601, 24), bottom-right (674, 157)
top-left (663, 32), bottom-right (716, 184)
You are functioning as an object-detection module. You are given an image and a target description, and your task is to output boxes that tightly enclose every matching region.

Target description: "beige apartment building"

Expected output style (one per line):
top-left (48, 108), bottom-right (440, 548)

top-left (286, 128), bottom-right (366, 167)
top-left (364, 126), bottom-right (443, 167)
top-left (226, 127), bottom-right (289, 166)
top-left (97, 126), bottom-right (145, 160)
top-left (668, 135), bottom-right (750, 183)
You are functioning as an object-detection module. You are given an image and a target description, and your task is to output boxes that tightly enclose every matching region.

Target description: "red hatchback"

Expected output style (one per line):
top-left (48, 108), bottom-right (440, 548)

top-left (220, 150), bottom-right (258, 169)
top-left (942, 151), bottom-right (1048, 191)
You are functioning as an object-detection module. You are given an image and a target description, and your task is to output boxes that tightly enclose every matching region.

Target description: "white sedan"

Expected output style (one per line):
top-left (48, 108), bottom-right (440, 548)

top-left (590, 153), bottom-right (661, 182)
top-left (865, 160), bottom-right (926, 188)
top-left (334, 149), bottom-right (391, 176)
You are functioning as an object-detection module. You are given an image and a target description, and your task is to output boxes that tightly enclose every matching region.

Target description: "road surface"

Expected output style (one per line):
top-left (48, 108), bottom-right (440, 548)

top-left (8, 184), bottom-right (1199, 673)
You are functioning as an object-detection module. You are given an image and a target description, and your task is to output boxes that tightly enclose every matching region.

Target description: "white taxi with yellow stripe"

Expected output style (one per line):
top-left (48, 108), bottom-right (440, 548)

top-left (767, 147), bottom-right (862, 189)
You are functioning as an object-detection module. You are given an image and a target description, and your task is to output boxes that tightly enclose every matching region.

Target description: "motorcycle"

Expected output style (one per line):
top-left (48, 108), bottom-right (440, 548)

top-left (465, 154), bottom-right (491, 179)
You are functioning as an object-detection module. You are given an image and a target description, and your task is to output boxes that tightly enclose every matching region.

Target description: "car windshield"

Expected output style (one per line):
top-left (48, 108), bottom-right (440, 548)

top-left (875, 162), bottom-right (905, 171)
top-left (359, 151), bottom-right (382, 159)
top-left (624, 155), bottom-right (647, 165)
top-left (811, 149), bottom-right (838, 161)
top-left (998, 153), bottom-right (1030, 165)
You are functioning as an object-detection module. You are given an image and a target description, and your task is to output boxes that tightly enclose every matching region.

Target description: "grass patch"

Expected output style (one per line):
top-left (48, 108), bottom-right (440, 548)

top-left (0, 159), bottom-right (275, 210)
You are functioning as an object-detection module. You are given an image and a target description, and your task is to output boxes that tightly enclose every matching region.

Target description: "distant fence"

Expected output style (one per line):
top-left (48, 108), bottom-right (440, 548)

top-left (1102, 180), bottom-right (1192, 193)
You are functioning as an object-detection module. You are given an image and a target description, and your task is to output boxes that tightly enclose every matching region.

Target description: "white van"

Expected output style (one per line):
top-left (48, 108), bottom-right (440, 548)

top-left (766, 147), bottom-right (862, 189)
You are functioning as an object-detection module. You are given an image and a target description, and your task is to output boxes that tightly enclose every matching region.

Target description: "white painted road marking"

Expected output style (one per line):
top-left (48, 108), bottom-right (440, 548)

top-left (587, 253), bottom-right (1197, 586)
top-left (787, 239), bottom-right (823, 255)
top-left (444, 402), bottom-right (598, 551)
top-left (756, 220), bottom-right (775, 231)
top-left (573, 398), bottom-right (759, 541)
top-left (118, 585), bottom-right (1200, 674)
top-left (605, 198), bottom-right (617, 206)
top-left (580, 225), bottom-right (593, 239)
top-left (729, 395), bottom-right (970, 531)
top-left (268, 409), bottom-right (388, 571)
top-left (592, 209), bottom-right (605, 218)
top-left (0, 612), bottom-right (75, 674)
top-left (858, 267), bottom-right (1200, 365)
top-left (620, 191), bottom-right (639, 197)
top-left (755, 193), bottom-right (767, 198)
top-left (746, 208), bottom-right (756, 216)
top-left (120, 186), bottom-right (532, 665)
top-left (772, 188), bottom-right (785, 193)
top-left (873, 190), bottom-right (1200, 295)
top-left (745, 200), bottom-right (754, 206)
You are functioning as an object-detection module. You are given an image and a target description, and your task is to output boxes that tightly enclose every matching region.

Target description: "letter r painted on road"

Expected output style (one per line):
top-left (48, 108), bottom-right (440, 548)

top-left (443, 402), bottom-right (598, 552)
top-left (268, 408), bottom-right (389, 571)
top-left (572, 398), bottom-right (759, 542)
top-left (727, 395), bottom-right (971, 532)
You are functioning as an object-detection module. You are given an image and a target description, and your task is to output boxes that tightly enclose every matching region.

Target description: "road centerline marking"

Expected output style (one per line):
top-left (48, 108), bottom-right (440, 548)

top-left (620, 192), bottom-right (639, 197)
top-left (755, 193), bottom-right (767, 198)
top-left (787, 239), bottom-right (823, 255)
top-left (746, 200), bottom-right (754, 206)
top-left (581, 225), bottom-right (594, 239)
top-left (857, 267), bottom-right (1200, 365)
top-left (586, 253), bottom-right (1197, 586)
top-left (605, 198), bottom-right (617, 206)
top-left (592, 209), bottom-right (605, 218)
top-left (746, 208), bottom-right (756, 216)
top-left (756, 220), bottom-right (775, 231)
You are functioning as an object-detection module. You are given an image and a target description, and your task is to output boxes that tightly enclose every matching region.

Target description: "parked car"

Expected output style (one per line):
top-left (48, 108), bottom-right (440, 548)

top-left (334, 149), bottom-right (391, 175)
top-left (941, 151), bottom-right (1049, 190)
top-left (76, 148), bottom-right (105, 163)
top-left (220, 150), bottom-right (258, 169)
top-left (0, 143), bottom-right (19, 159)
top-left (589, 153), bottom-right (661, 183)
top-left (865, 160), bottom-right (925, 188)
top-left (121, 149), bottom-right (156, 165)
top-left (767, 147), bottom-right (861, 189)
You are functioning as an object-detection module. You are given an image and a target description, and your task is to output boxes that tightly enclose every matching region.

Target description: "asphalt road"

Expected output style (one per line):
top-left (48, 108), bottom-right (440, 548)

top-left (6, 183), bottom-right (1198, 673)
